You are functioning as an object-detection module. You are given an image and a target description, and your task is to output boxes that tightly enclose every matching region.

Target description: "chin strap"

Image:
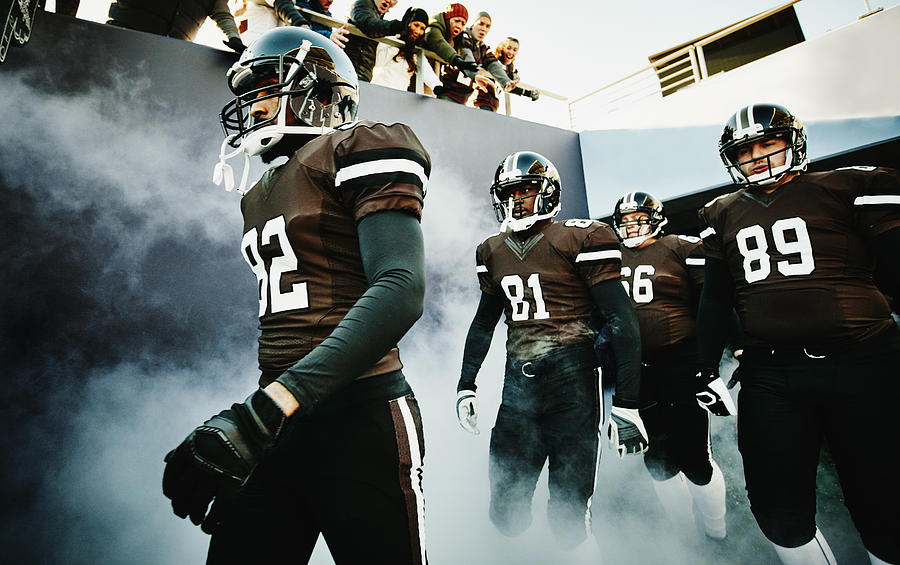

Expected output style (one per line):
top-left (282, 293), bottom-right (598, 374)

top-left (499, 197), bottom-right (514, 232)
top-left (212, 136), bottom-right (252, 195)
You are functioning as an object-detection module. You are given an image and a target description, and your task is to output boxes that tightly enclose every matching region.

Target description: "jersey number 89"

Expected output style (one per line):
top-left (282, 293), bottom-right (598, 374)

top-left (735, 217), bottom-right (815, 283)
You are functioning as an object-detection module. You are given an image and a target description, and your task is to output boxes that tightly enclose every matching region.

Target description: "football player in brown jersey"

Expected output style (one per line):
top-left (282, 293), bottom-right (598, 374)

top-left (697, 103), bottom-right (900, 565)
top-left (612, 191), bottom-right (731, 540)
top-left (455, 151), bottom-right (646, 548)
top-left (162, 27), bottom-right (431, 564)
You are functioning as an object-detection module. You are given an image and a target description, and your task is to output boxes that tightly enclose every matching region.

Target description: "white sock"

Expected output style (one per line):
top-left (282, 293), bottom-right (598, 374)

top-left (868, 550), bottom-right (895, 565)
top-left (650, 472), bottom-right (694, 526)
top-left (771, 528), bottom-right (837, 565)
top-left (685, 460), bottom-right (727, 539)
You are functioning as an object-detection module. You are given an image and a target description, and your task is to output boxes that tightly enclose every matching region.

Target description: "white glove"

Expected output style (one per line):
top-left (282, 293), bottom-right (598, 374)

top-left (607, 405), bottom-right (649, 457)
top-left (456, 390), bottom-right (479, 435)
top-left (696, 370), bottom-right (737, 416)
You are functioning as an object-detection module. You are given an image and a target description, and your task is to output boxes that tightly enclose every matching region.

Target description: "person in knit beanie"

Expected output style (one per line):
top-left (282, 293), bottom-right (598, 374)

top-left (423, 3), bottom-right (478, 75)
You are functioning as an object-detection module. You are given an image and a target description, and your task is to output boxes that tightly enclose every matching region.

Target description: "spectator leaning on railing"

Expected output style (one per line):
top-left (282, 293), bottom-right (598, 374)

top-left (475, 36), bottom-right (540, 112)
top-left (448, 11), bottom-right (514, 109)
top-left (423, 3), bottom-right (479, 103)
top-left (344, 0), bottom-right (416, 82)
top-left (231, 0), bottom-right (311, 45)
top-left (295, 0), bottom-right (349, 48)
top-left (371, 8), bottom-right (440, 92)
top-left (107, 0), bottom-right (246, 53)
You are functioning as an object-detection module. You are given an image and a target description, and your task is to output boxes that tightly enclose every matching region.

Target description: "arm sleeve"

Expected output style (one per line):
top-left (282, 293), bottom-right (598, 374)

top-left (423, 25), bottom-right (457, 62)
top-left (457, 292), bottom-right (504, 393)
top-left (275, 211), bottom-right (425, 414)
top-left (273, 0), bottom-right (309, 26)
top-left (484, 59), bottom-right (511, 87)
top-left (696, 257), bottom-right (736, 367)
top-left (590, 279), bottom-right (642, 406)
top-left (210, 0), bottom-right (241, 39)
top-left (351, 1), bottom-right (401, 36)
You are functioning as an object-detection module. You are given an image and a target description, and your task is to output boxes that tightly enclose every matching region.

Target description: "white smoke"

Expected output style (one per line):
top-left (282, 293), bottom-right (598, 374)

top-left (0, 31), bottom-right (867, 565)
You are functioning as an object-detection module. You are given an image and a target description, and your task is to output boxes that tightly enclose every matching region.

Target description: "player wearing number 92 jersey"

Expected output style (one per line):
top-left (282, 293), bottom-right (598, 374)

top-left (696, 103), bottom-right (900, 565)
top-left (454, 151), bottom-right (644, 549)
top-left (241, 120), bottom-right (428, 386)
top-left (163, 28), bottom-right (430, 565)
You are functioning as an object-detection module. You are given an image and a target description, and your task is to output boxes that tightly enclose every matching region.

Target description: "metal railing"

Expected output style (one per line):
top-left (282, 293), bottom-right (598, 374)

top-left (298, 8), bottom-right (564, 117)
top-left (567, 0), bottom-right (802, 130)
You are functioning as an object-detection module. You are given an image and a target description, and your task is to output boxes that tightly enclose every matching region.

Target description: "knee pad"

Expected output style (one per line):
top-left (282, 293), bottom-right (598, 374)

top-left (682, 461), bottom-right (713, 486)
top-left (643, 453), bottom-right (679, 482)
top-left (752, 508), bottom-right (817, 548)
top-left (490, 499), bottom-right (532, 537)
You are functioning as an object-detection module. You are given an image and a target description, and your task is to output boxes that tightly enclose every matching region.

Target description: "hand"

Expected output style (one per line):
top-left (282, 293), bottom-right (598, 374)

top-left (450, 54), bottom-right (479, 73)
top-left (696, 369), bottom-right (737, 416)
top-left (330, 24), bottom-right (349, 48)
top-left (400, 6), bottom-right (415, 28)
top-left (223, 37), bottom-right (246, 55)
top-left (607, 405), bottom-right (649, 457)
top-left (162, 390), bottom-right (286, 532)
top-left (456, 390), bottom-right (479, 435)
top-left (503, 80), bottom-right (519, 92)
top-left (473, 75), bottom-right (493, 93)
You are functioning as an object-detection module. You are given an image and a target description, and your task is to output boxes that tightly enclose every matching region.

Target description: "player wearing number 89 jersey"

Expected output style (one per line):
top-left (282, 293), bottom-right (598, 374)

top-left (455, 151), bottom-right (644, 549)
top-left (697, 103), bottom-right (900, 565)
top-left (613, 191), bottom-right (730, 540)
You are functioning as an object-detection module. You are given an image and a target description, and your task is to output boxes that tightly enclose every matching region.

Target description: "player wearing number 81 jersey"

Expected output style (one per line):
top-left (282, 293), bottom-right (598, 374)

top-left (455, 151), bottom-right (644, 549)
top-left (697, 103), bottom-right (900, 565)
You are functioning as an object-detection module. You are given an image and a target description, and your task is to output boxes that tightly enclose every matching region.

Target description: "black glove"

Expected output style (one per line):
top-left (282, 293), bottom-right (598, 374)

top-left (162, 390), bottom-right (286, 533)
top-left (223, 37), bottom-right (246, 55)
top-left (525, 88), bottom-right (540, 101)
top-left (695, 368), bottom-right (737, 416)
top-left (400, 6), bottom-right (415, 29)
top-left (450, 54), bottom-right (479, 73)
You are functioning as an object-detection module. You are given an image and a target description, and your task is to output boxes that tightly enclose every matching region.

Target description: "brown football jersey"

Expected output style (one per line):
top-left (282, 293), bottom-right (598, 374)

top-left (240, 121), bottom-right (430, 384)
top-left (699, 166), bottom-right (900, 347)
top-left (475, 219), bottom-right (622, 361)
top-left (621, 234), bottom-right (705, 356)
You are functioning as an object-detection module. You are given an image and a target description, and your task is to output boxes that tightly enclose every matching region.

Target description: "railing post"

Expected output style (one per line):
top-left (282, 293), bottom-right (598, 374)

top-left (414, 47), bottom-right (425, 94)
top-left (696, 44), bottom-right (709, 80)
top-left (688, 45), bottom-right (701, 86)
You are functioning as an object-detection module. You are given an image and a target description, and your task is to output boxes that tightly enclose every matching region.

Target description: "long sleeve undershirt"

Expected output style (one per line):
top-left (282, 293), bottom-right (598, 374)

top-left (276, 211), bottom-right (425, 415)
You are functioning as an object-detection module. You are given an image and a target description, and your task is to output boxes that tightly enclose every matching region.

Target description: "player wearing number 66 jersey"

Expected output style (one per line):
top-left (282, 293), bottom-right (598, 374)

top-left (455, 151), bottom-right (644, 549)
top-left (162, 28), bottom-right (430, 565)
top-left (697, 103), bottom-right (900, 565)
top-left (613, 191), bottom-right (731, 541)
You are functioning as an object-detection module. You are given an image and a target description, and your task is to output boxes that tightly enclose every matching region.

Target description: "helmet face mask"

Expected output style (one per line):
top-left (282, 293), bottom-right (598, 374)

top-left (219, 27), bottom-right (359, 156)
top-left (490, 151), bottom-right (561, 232)
top-left (213, 27), bottom-right (359, 194)
top-left (613, 191), bottom-right (667, 248)
top-left (719, 104), bottom-right (808, 187)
